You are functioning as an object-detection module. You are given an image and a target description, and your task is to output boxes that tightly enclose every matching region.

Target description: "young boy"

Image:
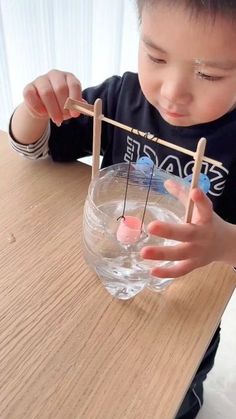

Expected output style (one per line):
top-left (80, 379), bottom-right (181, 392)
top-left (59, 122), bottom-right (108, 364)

top-left (9, 1), bottom-right (236, 417)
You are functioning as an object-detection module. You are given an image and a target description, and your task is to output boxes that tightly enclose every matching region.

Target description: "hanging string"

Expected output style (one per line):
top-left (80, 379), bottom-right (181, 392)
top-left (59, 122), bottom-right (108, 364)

top-left (144, 132), bottom-right (156, 141)
top-left (117, 130), bottom-right (155, 230)
top-left (140, 162), bottom-right (155, 232)
top-left (117, 134), bottom-right (134, 221)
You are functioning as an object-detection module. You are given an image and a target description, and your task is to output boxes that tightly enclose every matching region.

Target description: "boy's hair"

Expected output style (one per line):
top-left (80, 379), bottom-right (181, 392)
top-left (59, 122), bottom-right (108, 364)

top-left (136, 0), bottom-right (236, 21)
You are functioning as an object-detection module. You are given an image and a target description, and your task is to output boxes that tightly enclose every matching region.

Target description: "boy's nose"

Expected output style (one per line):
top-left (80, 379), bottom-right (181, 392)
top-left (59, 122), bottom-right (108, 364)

top-left (160, 73), bottom-right (192, 106)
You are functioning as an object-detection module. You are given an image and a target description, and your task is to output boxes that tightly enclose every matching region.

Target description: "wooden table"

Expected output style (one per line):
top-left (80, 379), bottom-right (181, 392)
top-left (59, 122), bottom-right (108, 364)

top-left (0, 130), bottom-right (235, 419)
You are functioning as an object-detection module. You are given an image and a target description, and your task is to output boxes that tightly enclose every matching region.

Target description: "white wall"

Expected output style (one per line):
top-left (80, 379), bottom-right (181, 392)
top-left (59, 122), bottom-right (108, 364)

top-left (0, 0), bottom-right (139, 130)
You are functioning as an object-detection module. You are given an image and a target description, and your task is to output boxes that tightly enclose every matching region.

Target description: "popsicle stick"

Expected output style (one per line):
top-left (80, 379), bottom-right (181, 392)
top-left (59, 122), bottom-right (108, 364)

top-left (64, 98), bottom-right (222, 168)
top-left (184, 137), bottom-right (206, 223)
top-left (64, 98), bottom-right (94, 116)
top-left (92, 98), bottom-right (102, 179)
top-left (100, 116), bottom-right (218, 167)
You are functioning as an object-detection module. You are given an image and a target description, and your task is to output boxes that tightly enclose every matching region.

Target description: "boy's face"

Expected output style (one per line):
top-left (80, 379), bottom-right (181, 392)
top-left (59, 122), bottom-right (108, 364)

top-left (138, 3), bottom-right (236, 126)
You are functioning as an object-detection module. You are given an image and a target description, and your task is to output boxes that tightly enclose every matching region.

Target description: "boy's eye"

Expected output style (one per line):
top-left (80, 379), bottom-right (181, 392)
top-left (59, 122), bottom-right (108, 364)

top-left (148, 55), bottom-right (166, 64)
top-left (196, 71), bottom-right (223, 82)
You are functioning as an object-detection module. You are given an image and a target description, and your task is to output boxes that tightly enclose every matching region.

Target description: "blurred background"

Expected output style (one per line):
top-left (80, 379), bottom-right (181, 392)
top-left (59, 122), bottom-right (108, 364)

top-left (0, 0), bottom-right (139, 130)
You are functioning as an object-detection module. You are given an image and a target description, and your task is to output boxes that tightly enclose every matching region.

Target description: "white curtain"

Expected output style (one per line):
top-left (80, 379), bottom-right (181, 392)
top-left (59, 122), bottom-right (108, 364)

top-left (0, 0), bottom-right (139, 130)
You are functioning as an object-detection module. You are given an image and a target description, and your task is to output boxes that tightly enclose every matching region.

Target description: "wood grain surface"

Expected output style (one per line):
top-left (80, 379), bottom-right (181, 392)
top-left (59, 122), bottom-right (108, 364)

top-left (0, 131), bottom-right (235, 419)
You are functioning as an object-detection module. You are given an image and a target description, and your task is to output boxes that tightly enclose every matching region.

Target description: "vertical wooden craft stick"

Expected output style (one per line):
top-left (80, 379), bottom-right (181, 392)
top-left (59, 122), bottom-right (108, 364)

top-left (184, 137), bottom-right (206, 223)
top-left (92, 98), bottom-right (103, 180)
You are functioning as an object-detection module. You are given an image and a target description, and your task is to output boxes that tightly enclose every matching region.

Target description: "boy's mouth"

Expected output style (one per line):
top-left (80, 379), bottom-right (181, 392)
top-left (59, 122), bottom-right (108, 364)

top-left (163, 109), bottom-right (186, 118)
top-left (160, 106), bottom-right (188, 118)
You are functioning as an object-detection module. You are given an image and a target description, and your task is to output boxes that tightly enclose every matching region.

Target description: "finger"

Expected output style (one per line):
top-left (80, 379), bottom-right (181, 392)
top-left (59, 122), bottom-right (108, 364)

top-left (48, 70), bottom-right (71, 120)
top-left (34, 76), bottom-right (63, 125)
top-left (164, 181), bottom-right (213, 225)
top-left (151, 259), bottom-right (198, 278)
top-left (140, 243), bottom-right (189, 261)
top-left (23, 83), bottom-right (48, 118)
top-left (66, 72), bottom-right (83, 118)
top-left (191, 188), bottom-right (213, 223)
top-left (164, 179), bottom-right (189, 206)
top-left (147, 220), bottom-right (197, 242)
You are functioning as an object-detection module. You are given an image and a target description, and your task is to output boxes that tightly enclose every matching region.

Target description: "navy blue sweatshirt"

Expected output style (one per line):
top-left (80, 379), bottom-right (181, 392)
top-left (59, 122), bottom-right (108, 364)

top-left (43, 72), bottom-right (236, 224)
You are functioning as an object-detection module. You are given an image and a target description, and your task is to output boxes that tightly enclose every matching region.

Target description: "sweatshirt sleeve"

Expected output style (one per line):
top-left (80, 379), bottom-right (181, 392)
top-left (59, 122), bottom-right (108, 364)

top-left (8, 117), bottom-right (50, 160)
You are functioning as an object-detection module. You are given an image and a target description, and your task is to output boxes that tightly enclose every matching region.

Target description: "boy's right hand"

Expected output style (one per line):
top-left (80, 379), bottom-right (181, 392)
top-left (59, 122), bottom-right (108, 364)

top-left (23, 69), bottom-right (83, 126)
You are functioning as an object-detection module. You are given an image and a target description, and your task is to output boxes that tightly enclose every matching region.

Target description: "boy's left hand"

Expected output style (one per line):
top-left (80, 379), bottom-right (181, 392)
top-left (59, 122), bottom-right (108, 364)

top-left (140, 180), bottom-right (228, 278)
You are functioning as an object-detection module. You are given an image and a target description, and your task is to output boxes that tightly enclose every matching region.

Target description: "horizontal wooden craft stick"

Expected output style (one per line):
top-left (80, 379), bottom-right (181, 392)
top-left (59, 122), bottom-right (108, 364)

top-left (64, 98), bottom-right (222, 168)
top-left (65, 98), bottom-right (94, 117)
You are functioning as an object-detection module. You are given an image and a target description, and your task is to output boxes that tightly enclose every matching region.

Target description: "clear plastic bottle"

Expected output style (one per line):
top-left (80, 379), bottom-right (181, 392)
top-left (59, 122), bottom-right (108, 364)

top-left (83, 162), bottom-right (186, 300)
